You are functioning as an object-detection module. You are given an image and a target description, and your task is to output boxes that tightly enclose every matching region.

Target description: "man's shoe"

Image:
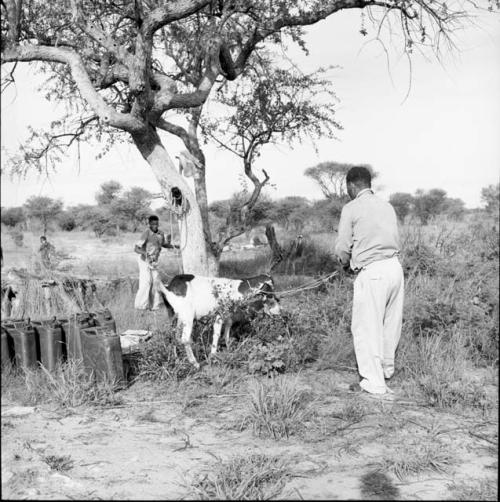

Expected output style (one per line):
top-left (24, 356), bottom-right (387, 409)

top-left (349, 382), bottom-right (362, 392)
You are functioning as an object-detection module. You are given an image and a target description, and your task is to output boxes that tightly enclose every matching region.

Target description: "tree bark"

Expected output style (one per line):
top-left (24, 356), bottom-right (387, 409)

top-left (132, 126), bottom-right (208, 275)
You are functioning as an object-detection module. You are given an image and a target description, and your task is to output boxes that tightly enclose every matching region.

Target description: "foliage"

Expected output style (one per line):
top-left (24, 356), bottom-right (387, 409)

top-left (95, 181), bottom-right (122, 206)
top-left (23, 195), bottom-right (63, 234)
top-left (1, 206), bottom-right (25, 227)
top-left (389, 192), bottom-right (414, 222)
top-left (110, 186), bottom-right (153, 232)
top-left (481, 182), bottom-right (500, 215)
top-left (304, 162), bottom-right (376, 201)
top-left (57, 210), bottom-right (77, 231)
top-left (411, 188), bottom-right (447, 224)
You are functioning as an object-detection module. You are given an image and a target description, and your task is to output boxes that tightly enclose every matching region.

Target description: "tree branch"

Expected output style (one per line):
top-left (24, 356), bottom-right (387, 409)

top-left (1, 44), bottom-right (144, 132)
top-left (143, 0), bottom-right (212, 37)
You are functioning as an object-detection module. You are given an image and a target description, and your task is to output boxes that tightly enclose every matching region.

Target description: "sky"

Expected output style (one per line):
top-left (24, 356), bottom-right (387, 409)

top-left (1, 7), bottom-right (500, 209)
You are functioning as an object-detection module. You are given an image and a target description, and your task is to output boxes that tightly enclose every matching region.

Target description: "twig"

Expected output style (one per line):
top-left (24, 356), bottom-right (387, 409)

top-left (468, 431), bottom-right (497, 445)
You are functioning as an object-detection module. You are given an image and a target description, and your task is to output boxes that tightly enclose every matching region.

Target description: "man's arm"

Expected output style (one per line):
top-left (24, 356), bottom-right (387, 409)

top-left (334, 205), bottom-right (353, 266)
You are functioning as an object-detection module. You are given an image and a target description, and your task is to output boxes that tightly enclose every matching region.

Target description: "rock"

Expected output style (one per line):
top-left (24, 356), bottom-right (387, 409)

top-left (1, 406), bottom-right (36, 417)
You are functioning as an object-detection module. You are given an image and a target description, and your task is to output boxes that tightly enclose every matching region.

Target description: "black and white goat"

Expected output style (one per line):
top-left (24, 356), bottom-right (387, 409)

top-left (156, 274), bottom-right (281, 368)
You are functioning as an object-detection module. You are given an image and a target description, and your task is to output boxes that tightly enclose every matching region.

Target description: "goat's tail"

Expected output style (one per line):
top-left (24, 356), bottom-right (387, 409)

top-left (155, 280), bottom-right (175, 319)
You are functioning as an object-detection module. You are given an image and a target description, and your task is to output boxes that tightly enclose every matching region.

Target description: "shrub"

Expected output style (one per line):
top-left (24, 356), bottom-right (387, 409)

top-left (136, 328), bottom-right (195, 382)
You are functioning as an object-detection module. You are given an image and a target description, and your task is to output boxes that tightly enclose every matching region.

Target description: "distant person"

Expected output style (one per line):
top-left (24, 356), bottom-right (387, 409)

top-left (39, 236), bottom-right (56, 269)
top-left (334, 166), bottom-right (404, 396)
top-left (134, 215), bottom-right (172, 311)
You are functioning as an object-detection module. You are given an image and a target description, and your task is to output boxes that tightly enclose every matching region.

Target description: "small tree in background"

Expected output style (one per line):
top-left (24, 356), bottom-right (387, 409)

top-left (1, 206), bottom-right (25, 228)
top-left (23, 196), bottom-right (63, 235)
top-left (412, 188), bottom-right (447, 225)
top-left (481, 183), bottom-right (500, 216)
top-left (441, 197), bottom-right (466, 221)
top-left (95, 181), bottom-right (123, 207)
top-left (202, 62), bottom-right (339, 253)
top-left (111, 187), bottom-right (153, 232)
top-left (389, 193), bottom-right (414, 223)
top-left (57, 210), bottom-right (77, 231)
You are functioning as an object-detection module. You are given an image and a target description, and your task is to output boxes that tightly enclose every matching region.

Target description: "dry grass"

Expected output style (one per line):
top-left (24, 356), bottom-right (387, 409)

top-left (189, 453), bottom-right (291, 500)
top-left (379, 439), bottom-right (453, 480)
top-left (243, 375), bottom-right (313, 439)
top-left (447, 477), bottom-right (498, 501)
top-left (1, 360), bottom-right (122, 408)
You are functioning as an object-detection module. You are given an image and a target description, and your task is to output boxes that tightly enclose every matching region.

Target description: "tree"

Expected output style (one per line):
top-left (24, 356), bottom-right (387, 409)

top-left (1, 206), bottom-right (25, 227)
top-left (441, 197), bottom-right (465, 220)
top-left (58, 210), bottom-right (77, 231)
top-left (2, 0), bottom-right (492, 275)
top-left (389, 192), bottom-right (414, 222)
top-left (111, 186), bottom-right (153, 232)
top-left (95, 180), bottom-right (122, 206)
top-left (481, 183), bottom-right (500, 215)
top-left (412, 188), bottom-right (447, 224)
top-left (271, 196), bottom-right (310, 230)
top-left (23, 196), bottom-right (63, 234)
top-left (305, 162), bottom-right (377, 200)
top-left (201, 62), bottom-right (339, 255)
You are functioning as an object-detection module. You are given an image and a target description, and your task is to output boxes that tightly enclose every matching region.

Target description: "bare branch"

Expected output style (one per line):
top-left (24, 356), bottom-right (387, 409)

top-left (1, 44), bottom-right (144, 132)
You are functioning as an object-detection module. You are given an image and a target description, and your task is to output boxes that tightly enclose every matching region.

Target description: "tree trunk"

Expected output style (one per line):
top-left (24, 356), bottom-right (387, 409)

top-left (192, 166), bottom-right (220, 276)
top-left (132, 126), bottom-right (209, 275)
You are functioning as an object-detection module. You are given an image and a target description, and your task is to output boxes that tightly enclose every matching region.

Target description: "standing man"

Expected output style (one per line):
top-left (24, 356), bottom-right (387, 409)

top-left (134, 215), bottom-right (171, 311)
top-left (335, 166), bottom-right (404, 395)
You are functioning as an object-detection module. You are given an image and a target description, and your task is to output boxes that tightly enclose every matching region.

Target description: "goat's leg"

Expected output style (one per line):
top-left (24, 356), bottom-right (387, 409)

top-left (224, 319), bottom-right (233, 349)
top-left (180, 318), bottom-right (199, 369)
top-left (210, 316), bottom-right (223, 356)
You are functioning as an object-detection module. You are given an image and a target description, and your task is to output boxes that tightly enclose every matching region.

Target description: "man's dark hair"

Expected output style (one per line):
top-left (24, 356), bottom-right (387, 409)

top-left (148, 215), bottom-right (159, 223)
top-left (346, 166), bottom-right (372, 187)
top-left (40, 235), bottom-right (47, 241)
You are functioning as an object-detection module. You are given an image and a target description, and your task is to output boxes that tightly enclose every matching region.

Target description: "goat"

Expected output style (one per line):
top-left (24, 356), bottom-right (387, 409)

top-left (156, 274), bottom-right (281, 369)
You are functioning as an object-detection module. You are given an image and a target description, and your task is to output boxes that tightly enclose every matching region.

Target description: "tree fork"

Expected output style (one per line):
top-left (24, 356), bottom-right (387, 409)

top-left (131, 126), bottom-right (209, 276)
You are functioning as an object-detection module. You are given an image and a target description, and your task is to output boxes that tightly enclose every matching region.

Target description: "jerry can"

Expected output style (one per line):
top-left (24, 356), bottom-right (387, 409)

top-left (1, 327), bottom-right (14, 367)
top-left (9, 323), bottom-right (39, 369)
top-left (64, 313), bottom-right (95, 360)
top-left (80, 326), bottom-right (124, 385)
top-left (32, 319), bottom-right (65, 371)
top-left (92, 309), bottom-right (116, 333)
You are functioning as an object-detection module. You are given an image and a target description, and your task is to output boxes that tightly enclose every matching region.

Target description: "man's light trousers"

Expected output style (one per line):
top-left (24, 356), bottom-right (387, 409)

top-left (134, 255), bottom-right (161, 310)
top-left (351, 256), bottom-right (404, 394)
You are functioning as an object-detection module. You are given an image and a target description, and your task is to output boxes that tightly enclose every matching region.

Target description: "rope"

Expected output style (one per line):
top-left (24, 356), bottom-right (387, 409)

top-left (273, 271), bottom-right (339, 299)
top-left (170, 210), bottom-right (184, 274)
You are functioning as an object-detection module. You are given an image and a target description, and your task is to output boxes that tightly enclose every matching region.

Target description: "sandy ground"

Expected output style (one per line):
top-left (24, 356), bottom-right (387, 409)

top-left (1, 369), bottom-right (497, 500)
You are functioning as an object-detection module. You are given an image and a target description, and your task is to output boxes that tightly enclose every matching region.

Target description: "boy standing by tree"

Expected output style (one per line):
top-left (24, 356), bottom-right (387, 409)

top-left (39, 236), bottom-right (56, 269)
top-left (134, 215), bottom-right (172, 311)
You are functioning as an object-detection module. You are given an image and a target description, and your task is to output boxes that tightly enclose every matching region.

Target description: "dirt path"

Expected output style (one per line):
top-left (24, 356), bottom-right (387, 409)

top-left (1, 370), bottom-right (497, 500)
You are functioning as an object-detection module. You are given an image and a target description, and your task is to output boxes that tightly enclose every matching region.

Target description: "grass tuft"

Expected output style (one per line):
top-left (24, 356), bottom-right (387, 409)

top-left (243, 376), bottom-right (313, 439)
top-left (379, 440), bottom-right (453, 480)
top-left (189, 453), bottom-right (290, 500)
top-left (43, 454), bottom-right (74, 472)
